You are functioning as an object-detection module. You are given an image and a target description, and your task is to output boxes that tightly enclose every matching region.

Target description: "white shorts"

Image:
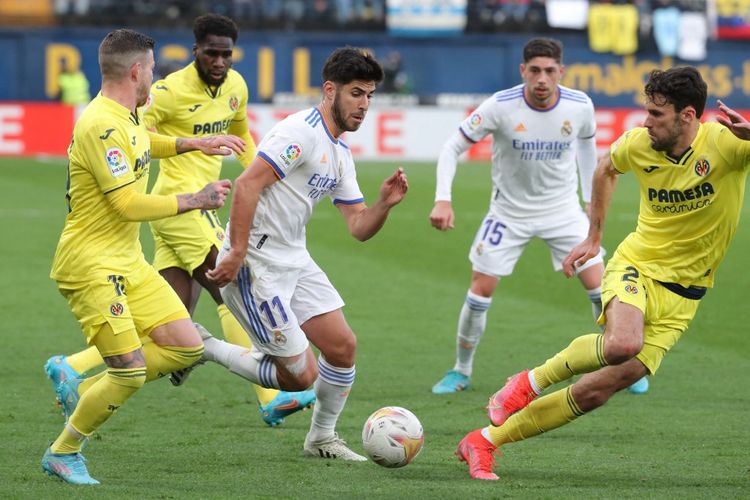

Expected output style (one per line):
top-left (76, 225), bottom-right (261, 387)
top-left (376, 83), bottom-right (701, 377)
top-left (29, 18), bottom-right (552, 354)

top-left (469, 208), bottom-right (604, 278)
top-left (220, 255), bottom-right (344, 357)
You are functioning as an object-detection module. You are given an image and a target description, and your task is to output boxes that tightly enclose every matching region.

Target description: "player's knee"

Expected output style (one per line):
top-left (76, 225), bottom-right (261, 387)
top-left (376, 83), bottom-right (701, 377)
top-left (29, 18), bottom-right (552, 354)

top-left (603, 336), bottom-right (642, 365)
top-left (320, 331), bottom-right (357, 366)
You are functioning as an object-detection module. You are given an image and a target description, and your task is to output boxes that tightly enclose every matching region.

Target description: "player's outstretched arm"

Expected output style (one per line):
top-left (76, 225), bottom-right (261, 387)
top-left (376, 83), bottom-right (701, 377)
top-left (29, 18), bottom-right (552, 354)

top-left (176, 180), bottom-right (232, 213)
top-left (562, 151), bottom-right (619, 278)
top-left (106, 179), bottom-right (229, 222)
top-left (717, 100), bottom-right (750, 141)
top-left (207, 159), bottom-right (278, 287)
top-left (148, 132), bottom-right (246, 159)
top-left (339, 167), bottom-right (409, 242)
top-left (177, 135), bottom-right (246, 156)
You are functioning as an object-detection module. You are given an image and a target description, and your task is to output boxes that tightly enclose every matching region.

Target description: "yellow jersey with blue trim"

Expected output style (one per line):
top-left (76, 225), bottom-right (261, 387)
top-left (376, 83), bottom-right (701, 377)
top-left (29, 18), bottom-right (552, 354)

top-left (144, 63), bottom-right (249, 195)
top-left (610, 122), bottom-right (750, 287)
top-left (51, 94), bottom-right (153, 281)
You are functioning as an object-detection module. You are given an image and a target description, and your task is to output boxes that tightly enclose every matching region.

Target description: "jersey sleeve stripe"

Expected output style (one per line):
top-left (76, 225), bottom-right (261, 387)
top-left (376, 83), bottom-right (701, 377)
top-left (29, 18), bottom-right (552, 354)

top-left (333, 197), bottom-right (365, 205)
top-left (102, 179), bottom-right (136, 195)
top-left (459, 127), bottom-right (478, 144)
top-left (257, 151), bottom-right (286, 179)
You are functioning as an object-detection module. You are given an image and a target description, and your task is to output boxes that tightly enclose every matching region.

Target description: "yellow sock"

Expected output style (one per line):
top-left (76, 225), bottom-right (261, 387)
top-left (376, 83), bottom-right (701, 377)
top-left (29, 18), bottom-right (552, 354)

top-left (488, 387), bottom-right (584, 446)
top-left (50, 425), bottom-right (87, 454)
top-left (142, 343), bottom-right (204, 382)
top-left (66, 346), bottom-right (105, 374)
top-left (218, 304), bottom-right (279, 406)
top-left (52, 367), bottom-right (146, 454)
top-left (78, 371), bottom-right (105, 396)
top-left (533, 334), bottom-right (607, 390)
top-left (218, 304), bottom-right (251, 348)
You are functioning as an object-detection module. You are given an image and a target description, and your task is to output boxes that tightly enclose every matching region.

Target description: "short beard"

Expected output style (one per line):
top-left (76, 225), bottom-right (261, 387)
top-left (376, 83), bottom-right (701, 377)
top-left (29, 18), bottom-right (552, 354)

top-left (195, 63), bottom-right (226, 87)
top-left (651, 120), bottom-right (682, 152)
top-left (331, 91), bottom-right (352, 132)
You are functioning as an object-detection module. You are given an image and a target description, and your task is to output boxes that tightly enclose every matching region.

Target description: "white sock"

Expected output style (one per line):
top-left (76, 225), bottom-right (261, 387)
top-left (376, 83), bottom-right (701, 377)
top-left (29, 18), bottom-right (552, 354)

top-left (202, 337), bottom-right (279, 389)
top-left (587, 286), bottom-right (603, 324)
top-left (454, 290), bottom-right (492, 376)
top-left (528, 369), bottom-right (543, 396)
top-left (307, 356), bottom-right (354, 443)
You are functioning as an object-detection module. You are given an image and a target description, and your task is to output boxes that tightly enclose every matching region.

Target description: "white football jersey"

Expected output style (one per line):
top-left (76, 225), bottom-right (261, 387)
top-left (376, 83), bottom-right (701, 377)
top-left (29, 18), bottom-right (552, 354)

top-left (225, 107), bottom-right (364, 268)
top-left (460, 84), bottom-right (596, 220)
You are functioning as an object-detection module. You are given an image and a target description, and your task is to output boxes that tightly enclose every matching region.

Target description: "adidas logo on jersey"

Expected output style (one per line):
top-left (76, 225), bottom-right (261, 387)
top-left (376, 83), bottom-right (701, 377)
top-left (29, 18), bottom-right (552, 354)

top-left (319, 153), bottom-right (328, 164)
top-left (514, 123), bottom-right (527, 132)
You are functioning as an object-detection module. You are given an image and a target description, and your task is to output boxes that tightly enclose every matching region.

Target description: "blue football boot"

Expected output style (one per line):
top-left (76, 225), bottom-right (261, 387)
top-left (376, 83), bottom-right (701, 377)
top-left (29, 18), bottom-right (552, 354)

top-left (56, 378), bottom-right (83, 421)
top-left (45, 355), bottom-right (81, 391)
top-left (42, 447), bottom-right (99, 485)
top-left (628, 376), bottom-right (649, 395)
top-left (259, 390), bottom-right (316, 427)
top-left (432, 370), bottom-right (472, 394)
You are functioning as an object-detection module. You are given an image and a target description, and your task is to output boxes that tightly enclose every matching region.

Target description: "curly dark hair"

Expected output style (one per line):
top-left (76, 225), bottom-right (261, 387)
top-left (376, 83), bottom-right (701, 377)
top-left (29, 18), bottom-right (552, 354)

top-left (193, 14), bottom-right (238, 44)
top-left (645, 67), bottom-right (707, 118)
top-left (322, 47), bottom-right (383, 85)
top-left (523, 38), bottom-right (563, 64)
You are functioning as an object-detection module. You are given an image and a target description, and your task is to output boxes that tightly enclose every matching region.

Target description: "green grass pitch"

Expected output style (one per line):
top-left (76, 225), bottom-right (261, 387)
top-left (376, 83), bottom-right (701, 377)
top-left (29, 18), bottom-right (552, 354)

top-left (1, 156), bottom-right (748, 497)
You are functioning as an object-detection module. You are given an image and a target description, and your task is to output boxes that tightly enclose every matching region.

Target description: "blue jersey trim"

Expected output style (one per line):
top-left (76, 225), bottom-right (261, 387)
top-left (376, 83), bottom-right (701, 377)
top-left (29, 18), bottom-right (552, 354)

top-left (305, 107), bottom-right (339, 145)
top-left (333, 197), bottom-right (365, 205)
top-left (258, 151), bottom-right (286, 179)
top-left (459, 127), bottom-right (477, 144)
top-left (495, 88), bottom-right (524, 102)
top-left (559, 88), bottom-right (590, 103)
top-left (523, 89), bottom-right (561, 112)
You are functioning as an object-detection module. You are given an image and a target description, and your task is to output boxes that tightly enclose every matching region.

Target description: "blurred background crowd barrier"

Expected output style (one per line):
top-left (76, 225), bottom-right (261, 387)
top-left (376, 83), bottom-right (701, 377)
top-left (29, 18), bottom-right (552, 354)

top-left (1, 0), bottom-right (749, 159)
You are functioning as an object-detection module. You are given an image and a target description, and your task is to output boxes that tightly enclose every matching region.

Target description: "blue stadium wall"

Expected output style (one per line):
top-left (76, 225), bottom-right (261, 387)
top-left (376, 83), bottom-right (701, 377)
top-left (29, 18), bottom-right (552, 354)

top-left (1, 27), bottom-right (750, 107)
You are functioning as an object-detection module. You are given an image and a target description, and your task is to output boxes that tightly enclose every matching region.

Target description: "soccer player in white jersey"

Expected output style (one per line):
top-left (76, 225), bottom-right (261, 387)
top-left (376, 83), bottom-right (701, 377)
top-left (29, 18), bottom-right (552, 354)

top-left (429, 38), bottom-right (649, 396)
top-left (204, 47), bottom-right (409, 461)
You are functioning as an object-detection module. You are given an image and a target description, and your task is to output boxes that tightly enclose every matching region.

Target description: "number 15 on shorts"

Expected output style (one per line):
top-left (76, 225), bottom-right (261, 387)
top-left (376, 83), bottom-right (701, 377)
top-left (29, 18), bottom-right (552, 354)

top-left (480, 218), bottom-right (506, 246)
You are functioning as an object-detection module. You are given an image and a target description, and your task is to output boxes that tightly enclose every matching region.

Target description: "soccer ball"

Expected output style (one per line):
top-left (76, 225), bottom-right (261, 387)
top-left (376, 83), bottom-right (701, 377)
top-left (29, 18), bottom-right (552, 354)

top-left (361, 406), bottom-right (424, 468)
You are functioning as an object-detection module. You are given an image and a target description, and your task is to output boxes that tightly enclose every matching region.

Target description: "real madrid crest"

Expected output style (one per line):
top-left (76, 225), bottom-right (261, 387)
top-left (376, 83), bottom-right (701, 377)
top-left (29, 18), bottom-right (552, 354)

top-left (561, 120), bottom-right (572, 137)
top-left (273, 330), bottom-right (287, 346)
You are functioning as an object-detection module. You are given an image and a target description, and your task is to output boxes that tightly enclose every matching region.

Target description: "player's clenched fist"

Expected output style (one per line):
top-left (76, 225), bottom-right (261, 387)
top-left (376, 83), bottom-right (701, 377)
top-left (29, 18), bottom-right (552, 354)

top-left (429, 200), bottom-right (455, 231)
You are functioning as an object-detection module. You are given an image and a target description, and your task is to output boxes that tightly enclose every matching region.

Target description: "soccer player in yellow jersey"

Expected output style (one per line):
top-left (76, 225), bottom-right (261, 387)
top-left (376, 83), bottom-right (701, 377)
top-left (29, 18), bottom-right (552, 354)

top-left (41, 29), bottom-right (245, 485)
top-left (45, 14), bottom-right (315, 427)
top-left (455, 67), bottom-right (750, 480)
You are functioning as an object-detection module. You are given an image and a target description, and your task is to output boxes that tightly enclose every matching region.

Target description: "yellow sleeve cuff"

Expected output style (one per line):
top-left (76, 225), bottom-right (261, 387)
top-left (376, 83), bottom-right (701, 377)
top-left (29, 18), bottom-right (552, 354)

top-left (228, 120), bottom-right (257, 168)
top-left (107, 184), bottom-right (178, 221)
top-left (148, 132), bottom-right (178, 158)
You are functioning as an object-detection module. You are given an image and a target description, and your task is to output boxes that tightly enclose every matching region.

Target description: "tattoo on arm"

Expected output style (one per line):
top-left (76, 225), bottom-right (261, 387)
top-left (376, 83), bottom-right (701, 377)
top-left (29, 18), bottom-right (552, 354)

top-left (176, 192), bottom-right (204, 212)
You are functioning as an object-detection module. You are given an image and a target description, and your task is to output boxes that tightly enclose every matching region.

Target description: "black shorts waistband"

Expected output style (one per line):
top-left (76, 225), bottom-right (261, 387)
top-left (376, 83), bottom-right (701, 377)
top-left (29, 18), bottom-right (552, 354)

top-left (656, 281), bottom-right (707, 300)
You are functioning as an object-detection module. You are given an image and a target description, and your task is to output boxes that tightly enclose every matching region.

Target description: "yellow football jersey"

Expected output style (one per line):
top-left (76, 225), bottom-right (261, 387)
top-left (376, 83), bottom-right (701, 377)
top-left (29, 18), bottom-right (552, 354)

top-left (144, 63), bottom-right (250, 195)
top-left (51, 94), bottom-right (153, 281)
top-left (610, 123), bottom-right (750, 287)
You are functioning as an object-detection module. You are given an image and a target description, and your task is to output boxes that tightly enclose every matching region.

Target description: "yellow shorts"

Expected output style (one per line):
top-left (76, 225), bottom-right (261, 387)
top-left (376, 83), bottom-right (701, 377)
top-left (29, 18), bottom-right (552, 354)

top-left (601, 251), bottom-right (701, 375)
top-left (58, 261), bottom-right (189, 356)
top-left (150, 209), bottom-right (225, 274)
